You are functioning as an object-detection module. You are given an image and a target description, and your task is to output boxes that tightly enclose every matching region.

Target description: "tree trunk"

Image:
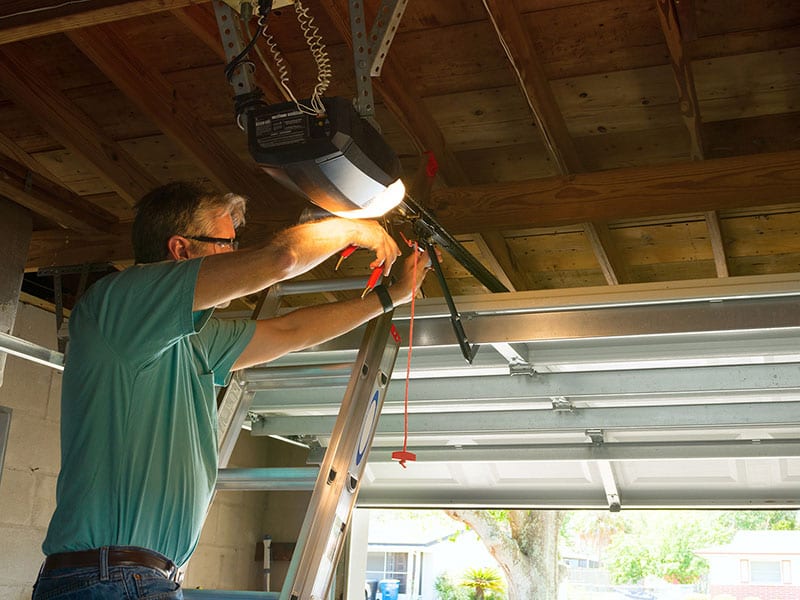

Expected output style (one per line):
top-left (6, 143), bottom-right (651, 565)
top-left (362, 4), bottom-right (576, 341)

top-left (446, 509), bottom-right (562, 600)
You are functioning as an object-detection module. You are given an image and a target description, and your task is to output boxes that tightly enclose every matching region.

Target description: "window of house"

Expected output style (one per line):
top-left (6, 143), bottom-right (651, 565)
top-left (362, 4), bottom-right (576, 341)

top-left (366, 551), bottom-right (409, 594)
top-left (750, 560), bottom-right (782, 584)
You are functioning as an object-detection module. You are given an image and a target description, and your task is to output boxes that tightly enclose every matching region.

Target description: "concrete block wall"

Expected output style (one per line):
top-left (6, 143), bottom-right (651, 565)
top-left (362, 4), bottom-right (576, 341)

top-left (0, 303), bottom-right (62, 600)
top-left (0, 302), bottom-right (311, 597)
top-left (182, 432), bottom-right (273, 591)
top-left (259, 437), bottom-right (313, 593)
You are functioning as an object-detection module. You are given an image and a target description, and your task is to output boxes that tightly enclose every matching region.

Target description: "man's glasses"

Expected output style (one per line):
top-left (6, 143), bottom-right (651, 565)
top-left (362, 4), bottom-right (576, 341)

top-left (184, 235), bottom-right (239, 250)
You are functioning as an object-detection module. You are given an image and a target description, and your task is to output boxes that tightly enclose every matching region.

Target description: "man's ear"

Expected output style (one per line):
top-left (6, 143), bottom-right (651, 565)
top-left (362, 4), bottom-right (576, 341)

top-left (167, 235), bottom-right (190, 260)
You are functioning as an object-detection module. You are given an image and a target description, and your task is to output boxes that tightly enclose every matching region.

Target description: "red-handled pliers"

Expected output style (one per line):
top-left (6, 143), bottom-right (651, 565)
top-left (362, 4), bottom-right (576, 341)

top-left (335, 244), bottom-right (358, 271)
top-left (336, 244), bottom-right (384, 298)
top-left (361, 266), bottom-right (383, 299)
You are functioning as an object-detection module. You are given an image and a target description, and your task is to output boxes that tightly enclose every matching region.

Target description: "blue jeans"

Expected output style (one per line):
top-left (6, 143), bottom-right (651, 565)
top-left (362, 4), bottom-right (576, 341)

top-left (32, 548), bottom-right (183, 600)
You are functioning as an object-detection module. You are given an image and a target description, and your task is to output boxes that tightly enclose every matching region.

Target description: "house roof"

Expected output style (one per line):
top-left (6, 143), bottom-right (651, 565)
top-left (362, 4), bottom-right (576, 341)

top-left (366, 511), bottom-right (464, 547)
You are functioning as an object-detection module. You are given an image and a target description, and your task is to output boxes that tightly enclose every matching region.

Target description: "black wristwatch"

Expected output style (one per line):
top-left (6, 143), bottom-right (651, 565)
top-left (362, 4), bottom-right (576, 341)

top-left (372, 284), bottom-right (394, 313)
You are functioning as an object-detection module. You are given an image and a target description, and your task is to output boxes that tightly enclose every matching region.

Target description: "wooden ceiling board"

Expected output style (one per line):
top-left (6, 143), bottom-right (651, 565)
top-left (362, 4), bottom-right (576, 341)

top-left (553, 65), bottom-right (682, 136)
top-left (694, 0), bottom-right (800, 39)
top-left (574, 127), bottom-right (692, 171)
top-left (625, 258), bottom-right (716, 284)
top-left (0, 0), bottom-right (795, 312)
top-left (112, 11), bottom-right (223, 72)
top-left (518, 0), bottom-right (669, 80)
top-left (0, 36), bottom-right (111, 92)
top-left (694, 48), bottom-right (800, 122)
top-left (728, 253), bottom-right (800, 277)
top-left (690, 24), bottom-right (800, 61)
top-left (31, 148), bottom-right (118, 197)
top-left (423, 86), bottom-right (542, 153)
top-left (704, 112), bottom-right (800, 158)
top-left (611, 220), bottom-right (714, 267)
top-left (395, 0), bottom-right (487, 32)
top-left (456, 142), bottom-right (557, 184)
top-left (389, 21), bottom-right (518, 98)
top-left (504, 230), bottom-right (607, 290)
top-left (0, 102), bottom-right (61, 154)
top-left (722, 211), bottom-right (800, 259)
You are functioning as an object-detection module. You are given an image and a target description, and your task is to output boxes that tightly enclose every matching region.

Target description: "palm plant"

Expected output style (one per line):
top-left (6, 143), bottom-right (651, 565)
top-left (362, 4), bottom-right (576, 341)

top-left (460, 567), bottom-right (505, 600)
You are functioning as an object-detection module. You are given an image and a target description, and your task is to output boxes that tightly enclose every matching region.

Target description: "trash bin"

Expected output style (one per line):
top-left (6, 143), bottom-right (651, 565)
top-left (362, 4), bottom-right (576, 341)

top-left (378, 579), bottom-right (400, 600)
top-left (365, 579), bottom-right (378, 600)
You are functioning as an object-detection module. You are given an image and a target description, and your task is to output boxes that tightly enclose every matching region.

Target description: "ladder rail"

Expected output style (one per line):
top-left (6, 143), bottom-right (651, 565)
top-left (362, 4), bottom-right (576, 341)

top-left (280, 312), bottom-right (399, 600)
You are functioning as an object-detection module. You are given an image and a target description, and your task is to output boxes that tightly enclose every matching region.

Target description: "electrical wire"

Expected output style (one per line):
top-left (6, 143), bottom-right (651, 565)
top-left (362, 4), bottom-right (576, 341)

top-left (293, 0), bottom-right (331, 114)
top-left (249, 23), bottom-right (292, 102)
top-left (260, 0), bottom-right (332, 116)
top-left (225, 0), bottom-right (272, 83)
top-left (0, 0), bottom-right (93, 21)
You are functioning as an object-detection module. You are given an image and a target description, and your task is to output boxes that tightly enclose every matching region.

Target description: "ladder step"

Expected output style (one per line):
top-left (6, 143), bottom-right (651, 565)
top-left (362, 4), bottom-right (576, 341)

top-left (216, 467), bottom-right (318, 491)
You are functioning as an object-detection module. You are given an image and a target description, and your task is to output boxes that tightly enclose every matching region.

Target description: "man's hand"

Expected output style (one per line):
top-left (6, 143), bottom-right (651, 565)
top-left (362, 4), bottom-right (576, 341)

top-left (389, 246), bottom-right (441, 305)
top-left (344, 219), bottom-right (402, 275)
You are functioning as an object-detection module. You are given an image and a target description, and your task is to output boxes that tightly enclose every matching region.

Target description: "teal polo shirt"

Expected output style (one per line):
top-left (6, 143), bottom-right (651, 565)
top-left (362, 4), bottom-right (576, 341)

top-left (43, 258), bottom-right (256, 566)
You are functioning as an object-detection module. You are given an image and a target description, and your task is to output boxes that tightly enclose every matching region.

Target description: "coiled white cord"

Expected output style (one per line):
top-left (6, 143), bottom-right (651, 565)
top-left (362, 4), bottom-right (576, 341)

top-left (294, 0), bottom-right (331, 114)
top-left (260, 0), bottom-right (332, 116)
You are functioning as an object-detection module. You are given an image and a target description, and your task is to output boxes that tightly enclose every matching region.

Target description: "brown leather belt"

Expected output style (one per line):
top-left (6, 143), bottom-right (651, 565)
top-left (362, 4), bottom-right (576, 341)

top-left (43, 547), bottom-right (177, 579)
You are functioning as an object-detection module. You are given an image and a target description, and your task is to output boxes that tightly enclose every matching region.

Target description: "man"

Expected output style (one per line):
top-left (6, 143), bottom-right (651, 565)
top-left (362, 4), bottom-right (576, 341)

top-left (33, 181), bottom-right (433, 599)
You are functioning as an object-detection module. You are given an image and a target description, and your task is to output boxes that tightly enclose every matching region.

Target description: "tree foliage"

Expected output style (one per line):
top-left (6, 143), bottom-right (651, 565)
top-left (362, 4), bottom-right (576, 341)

top-left (445, 510), bottom-right (562, 600)
top-left (563, 510), bottom-right (799, 586)
top-left (434, 574), bottom-right (471, 600)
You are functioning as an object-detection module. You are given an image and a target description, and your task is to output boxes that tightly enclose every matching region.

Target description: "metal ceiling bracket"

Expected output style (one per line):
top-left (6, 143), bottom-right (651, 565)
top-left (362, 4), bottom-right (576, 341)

top-left (586, 428), bottom-right (605, 446)
top-left (349, 0), bottom-right (408, 117)
top-left (597, 460), bottom-right (621, 512)
top-left (551, 396), bottom-right (574, 412)
top-left (349, 0), bottom-right (375, 117)
top-left (368, 0), bottom-right (409, 76)
top-left (214, 0), bottom-right (257, 96)
top-left (509, 362), bottom-right (536, 376)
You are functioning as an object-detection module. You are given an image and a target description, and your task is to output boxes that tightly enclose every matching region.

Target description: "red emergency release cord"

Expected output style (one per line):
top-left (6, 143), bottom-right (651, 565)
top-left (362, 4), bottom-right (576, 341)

top-left (391, 234), bottom-right (420, 468)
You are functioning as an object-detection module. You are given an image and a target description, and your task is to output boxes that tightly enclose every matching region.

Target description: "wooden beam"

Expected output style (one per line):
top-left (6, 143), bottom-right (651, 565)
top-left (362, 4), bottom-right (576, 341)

top-left (673, 0), bottom-right (698, 42)
top-left (0, 152), bottom-right (115, 235)
top-left (67, 23), bottom-right (295, 225)
top-left (582, 221), bottom-right (626, 285)
top-left (0, 44), bottom-right (159, 205)
top-left (0, 0), bottom-right (196, 45)
top-left (657, 0), bottom-right (704, 160)
top-left (428, 150), bottom-right (800, 235)
top-left (481, 0), bottom-right (582, 174)
top-left (0, 131), bottom-right (118, 233)
top-left (704, 210), bottom-right (729, 278)
top-left (26, 224), bottom-right (133, 272)
top-left (472, 232), bottom-right (524, 291)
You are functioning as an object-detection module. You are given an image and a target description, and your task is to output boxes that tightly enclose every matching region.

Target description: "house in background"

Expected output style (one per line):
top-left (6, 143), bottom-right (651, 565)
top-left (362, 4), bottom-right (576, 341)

top-left (695, 531), bottom-right (800, 599)
top-left (362, 510), bottom-right (499, 600)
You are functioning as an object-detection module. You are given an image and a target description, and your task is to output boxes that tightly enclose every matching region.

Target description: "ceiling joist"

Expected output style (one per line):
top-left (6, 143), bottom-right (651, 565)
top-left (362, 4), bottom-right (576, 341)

top-left (429, 150), bottom-right (800, 234)
top-left (66, 23), bottom-right (296, 225)
top-left (0, 0), bottom-right (196, 45)
top-left (481, 0), bottom-right (581, 174)
top-left (0, 44), bottom-right (159, 206)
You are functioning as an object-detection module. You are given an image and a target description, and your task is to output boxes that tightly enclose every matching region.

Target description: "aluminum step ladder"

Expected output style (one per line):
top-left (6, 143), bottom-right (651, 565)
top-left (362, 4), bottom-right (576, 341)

top-left (185, 277), bottom-right (400, 600)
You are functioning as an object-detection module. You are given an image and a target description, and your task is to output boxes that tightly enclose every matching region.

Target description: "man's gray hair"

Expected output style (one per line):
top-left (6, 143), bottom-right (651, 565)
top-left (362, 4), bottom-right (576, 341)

top-left (133, 182), bottom-right (248, 264)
